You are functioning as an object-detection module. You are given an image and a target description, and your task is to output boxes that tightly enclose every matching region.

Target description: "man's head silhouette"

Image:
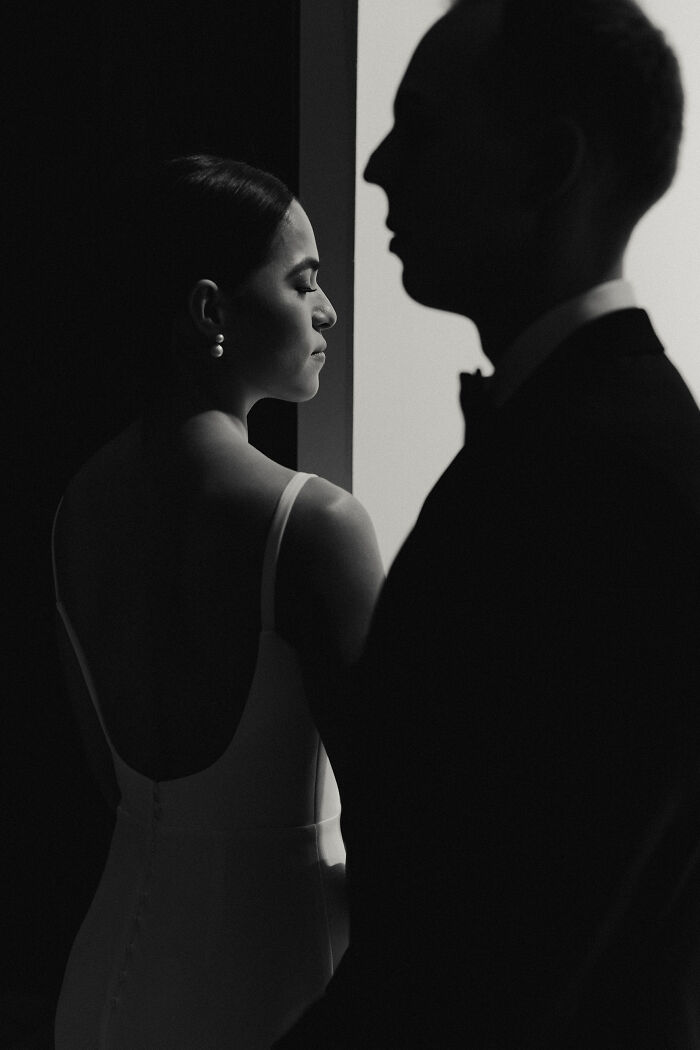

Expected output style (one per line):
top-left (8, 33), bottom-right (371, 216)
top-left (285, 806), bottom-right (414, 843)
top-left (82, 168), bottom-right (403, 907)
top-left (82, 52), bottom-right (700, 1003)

top-left (364, 0), bottom-right (683, 359)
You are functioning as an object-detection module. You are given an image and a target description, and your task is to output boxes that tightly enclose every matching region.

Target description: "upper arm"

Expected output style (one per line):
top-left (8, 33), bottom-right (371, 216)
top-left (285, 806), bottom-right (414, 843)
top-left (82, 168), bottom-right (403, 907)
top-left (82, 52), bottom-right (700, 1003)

top-left (278, 481), bottom-right (385, 668)
top-left (275, 482), bottom-right (384, 751)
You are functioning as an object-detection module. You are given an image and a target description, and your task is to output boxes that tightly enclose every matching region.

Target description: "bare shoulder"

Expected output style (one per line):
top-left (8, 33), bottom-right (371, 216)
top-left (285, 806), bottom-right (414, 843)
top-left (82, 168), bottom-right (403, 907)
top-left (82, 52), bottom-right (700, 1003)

top-left (179, 412), bottom-right (378, 551)
top-left (277, 476), bottom-right (384, 668)
top-left (177, 412), bottom-right (295, 517)
top-left (286, 476), bottom-right (382, 563)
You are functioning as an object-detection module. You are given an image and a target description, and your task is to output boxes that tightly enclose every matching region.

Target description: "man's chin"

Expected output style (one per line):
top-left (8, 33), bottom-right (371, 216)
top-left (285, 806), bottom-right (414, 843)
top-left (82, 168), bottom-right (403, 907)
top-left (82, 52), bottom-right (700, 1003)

top-left (400, 265), bottom-right (461, 315)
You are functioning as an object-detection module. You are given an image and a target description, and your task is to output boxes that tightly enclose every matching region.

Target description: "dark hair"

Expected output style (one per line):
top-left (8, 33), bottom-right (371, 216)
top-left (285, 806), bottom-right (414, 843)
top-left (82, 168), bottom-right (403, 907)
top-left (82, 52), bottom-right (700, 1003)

top-left (142, 154), bottom-right (294, 314)
top-left (451, 0), bottom-right (684, 225)
top-left (89, 155), bottom-right (294, 405)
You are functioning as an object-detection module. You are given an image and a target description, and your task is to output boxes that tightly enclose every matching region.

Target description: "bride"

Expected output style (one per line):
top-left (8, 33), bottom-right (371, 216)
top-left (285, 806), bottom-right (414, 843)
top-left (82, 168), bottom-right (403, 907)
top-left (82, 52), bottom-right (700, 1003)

top-left (52, 155), bottom-right (384, 1048)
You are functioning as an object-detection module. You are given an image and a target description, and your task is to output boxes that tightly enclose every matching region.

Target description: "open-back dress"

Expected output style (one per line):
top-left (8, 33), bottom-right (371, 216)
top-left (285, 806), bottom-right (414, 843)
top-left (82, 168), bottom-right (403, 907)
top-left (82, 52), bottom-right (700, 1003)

top-left (53, 471), bottom-right (347, 1049)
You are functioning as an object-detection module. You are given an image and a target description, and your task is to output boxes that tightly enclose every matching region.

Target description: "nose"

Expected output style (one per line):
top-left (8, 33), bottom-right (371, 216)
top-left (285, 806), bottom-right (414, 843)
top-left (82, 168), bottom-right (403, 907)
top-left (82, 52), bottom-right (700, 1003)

top-left (314, 289), bottom-right (337, 331)
top-left (363, 129), bottom-right (392, 188)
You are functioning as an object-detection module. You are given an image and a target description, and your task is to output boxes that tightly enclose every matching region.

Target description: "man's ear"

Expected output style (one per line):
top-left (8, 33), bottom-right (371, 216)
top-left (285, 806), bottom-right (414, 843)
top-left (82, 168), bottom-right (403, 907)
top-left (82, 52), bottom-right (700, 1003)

top-left (188, 278), bottom-right (224, 339)
top-left (520, 117), bottom-right (587, 207)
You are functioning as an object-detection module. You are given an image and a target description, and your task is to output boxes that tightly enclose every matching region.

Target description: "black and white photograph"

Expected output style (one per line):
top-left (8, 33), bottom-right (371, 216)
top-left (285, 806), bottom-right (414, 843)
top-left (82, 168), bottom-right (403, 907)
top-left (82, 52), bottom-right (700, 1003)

top-left (6, 1), bottom-right (700, 1046)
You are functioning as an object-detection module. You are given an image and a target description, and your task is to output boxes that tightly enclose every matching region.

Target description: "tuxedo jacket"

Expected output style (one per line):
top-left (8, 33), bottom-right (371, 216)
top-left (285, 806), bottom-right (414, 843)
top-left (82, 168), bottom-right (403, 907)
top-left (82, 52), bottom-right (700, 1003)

top-left (278, 309), bottom-right (700, 1048)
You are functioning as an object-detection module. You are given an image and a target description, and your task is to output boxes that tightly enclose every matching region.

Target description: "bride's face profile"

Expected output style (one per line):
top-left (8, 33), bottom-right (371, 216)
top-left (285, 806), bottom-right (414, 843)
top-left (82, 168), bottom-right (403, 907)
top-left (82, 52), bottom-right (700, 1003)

top-left (227, 199), bottom-right (337, 402)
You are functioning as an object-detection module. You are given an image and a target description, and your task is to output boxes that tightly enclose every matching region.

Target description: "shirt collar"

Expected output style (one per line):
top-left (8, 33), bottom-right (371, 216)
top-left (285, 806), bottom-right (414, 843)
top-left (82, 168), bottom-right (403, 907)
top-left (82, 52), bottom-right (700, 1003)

top-left (491, 279), bottom-right (637, 406)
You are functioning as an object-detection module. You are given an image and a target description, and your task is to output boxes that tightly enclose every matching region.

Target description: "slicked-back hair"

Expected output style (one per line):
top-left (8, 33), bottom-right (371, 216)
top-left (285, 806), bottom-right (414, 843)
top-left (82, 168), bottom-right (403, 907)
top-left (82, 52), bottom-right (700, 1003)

top-left (96, 154), bottom-right (294, 322)
top-left (450, 0), bottom-right (684, 225)
top-left (144, 154), bottom-right (294, 312)
top-left (90, 155), bottom-right (294, 403)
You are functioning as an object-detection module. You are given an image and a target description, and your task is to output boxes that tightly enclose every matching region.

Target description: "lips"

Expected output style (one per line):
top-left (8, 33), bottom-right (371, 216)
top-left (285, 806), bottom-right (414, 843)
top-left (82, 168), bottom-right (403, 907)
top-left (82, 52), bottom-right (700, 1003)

top-left (311, 341), bottom-right (327, 356)
top-left (387, 217), bottom-right (405, 249)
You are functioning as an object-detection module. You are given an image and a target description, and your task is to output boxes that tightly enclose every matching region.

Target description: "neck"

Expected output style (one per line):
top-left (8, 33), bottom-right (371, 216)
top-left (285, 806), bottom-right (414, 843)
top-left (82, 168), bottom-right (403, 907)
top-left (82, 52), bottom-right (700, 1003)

top-left (168, 325), bottom-right (256, 438)
top-left (475, 258), bottom-right (624, 365)
top-left (145, 377), bottom-right (253, 444)
top-left (198, 383), bottom-right (254, 438)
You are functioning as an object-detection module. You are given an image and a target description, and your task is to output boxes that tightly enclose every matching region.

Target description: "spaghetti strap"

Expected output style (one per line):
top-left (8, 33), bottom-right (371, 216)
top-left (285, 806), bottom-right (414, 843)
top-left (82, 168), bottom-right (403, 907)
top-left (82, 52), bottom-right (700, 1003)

top-left (51, 496), bottom-right (117, 752)
top-left (260, 472), bottom-right (317, 633)
top-left (51, 497), bottom-right (64, 603)
top-left (52, 468), bottom-right (347, 1046)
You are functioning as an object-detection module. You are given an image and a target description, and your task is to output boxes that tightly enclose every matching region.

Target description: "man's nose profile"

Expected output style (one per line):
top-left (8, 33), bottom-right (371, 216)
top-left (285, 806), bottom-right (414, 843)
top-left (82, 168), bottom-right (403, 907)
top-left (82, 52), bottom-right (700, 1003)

top-left (276, 1), bottom-right (700, 1047)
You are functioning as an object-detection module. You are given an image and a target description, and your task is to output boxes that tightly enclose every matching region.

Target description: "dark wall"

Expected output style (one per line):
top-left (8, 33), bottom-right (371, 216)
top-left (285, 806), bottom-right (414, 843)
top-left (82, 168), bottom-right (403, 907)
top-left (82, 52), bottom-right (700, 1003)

top-left (8, 1), bottom-right (301, 1039)
top-left (35, 0), bottom-right (301, 469)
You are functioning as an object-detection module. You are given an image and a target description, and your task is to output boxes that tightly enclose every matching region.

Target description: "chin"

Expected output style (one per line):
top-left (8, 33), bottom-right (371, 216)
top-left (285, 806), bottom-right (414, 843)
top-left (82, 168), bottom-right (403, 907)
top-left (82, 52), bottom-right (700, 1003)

top-left (288, 378), bottom-right (320, 403)
top-left (400, 266), bottom-right (462, 315)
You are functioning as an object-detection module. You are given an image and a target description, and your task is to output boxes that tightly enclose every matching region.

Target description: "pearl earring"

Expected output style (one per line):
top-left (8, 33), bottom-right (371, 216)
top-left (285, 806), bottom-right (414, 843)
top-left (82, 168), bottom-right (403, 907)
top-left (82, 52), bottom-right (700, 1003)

top-left (209, 333), bottom-right (224, 359)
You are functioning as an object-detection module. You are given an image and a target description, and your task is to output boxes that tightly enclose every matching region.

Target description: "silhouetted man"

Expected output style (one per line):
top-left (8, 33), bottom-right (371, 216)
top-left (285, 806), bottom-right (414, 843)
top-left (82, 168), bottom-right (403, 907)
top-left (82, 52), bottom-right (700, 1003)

top-left (278, 1), bottom-right (700, 1045)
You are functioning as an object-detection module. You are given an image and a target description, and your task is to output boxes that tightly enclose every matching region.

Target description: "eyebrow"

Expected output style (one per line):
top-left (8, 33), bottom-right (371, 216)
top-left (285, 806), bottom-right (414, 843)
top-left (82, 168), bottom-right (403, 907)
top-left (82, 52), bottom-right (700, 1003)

top-left (286, 257), bottom-right (320, 278)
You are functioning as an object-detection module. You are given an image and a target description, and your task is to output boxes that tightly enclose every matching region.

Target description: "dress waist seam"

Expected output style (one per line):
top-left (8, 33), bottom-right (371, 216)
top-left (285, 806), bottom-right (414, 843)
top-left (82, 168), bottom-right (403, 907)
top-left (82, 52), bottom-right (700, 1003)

top-left (115, 804), bottom-right (341, 837)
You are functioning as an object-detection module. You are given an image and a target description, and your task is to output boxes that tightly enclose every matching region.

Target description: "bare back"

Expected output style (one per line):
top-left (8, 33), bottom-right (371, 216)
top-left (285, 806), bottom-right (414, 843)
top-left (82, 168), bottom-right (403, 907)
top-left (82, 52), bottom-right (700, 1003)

top-left (54, 411), bottom-right (300, 780)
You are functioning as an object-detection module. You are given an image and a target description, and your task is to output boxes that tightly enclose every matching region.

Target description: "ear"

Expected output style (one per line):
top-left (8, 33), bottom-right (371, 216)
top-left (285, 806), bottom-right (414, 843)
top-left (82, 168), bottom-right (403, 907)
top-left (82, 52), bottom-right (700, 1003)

top-left (188, 279), bottom-right (224, 339)
top-left (521, 117), bottom-right (587, 207)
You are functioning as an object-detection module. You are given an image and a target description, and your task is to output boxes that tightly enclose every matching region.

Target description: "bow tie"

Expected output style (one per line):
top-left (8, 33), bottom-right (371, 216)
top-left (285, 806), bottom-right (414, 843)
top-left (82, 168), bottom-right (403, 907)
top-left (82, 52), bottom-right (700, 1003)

top-left (459, 370), bottom-right (495, 430)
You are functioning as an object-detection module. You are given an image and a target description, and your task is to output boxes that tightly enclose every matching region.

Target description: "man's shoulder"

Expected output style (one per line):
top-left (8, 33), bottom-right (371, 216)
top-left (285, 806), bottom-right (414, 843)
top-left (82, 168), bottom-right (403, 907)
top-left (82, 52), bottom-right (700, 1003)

top-left (498, 310), bottom-right (700, 476)
top-left (562, 329), bottom-right (700, 495)
top-left (389, 330), bottom-right (700, 577)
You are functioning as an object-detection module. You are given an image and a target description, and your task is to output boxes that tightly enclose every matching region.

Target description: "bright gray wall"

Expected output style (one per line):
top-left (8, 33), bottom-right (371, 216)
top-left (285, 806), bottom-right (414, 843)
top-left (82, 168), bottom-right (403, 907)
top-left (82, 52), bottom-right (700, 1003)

top-left (353, 0), bottom-right (700, 570)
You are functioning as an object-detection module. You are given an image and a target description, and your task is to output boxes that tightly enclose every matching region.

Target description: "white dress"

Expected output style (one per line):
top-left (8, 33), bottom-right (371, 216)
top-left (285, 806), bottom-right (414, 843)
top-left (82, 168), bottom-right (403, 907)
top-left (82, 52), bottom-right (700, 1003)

top-left (53, 472), bottom-right (347, 1049)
